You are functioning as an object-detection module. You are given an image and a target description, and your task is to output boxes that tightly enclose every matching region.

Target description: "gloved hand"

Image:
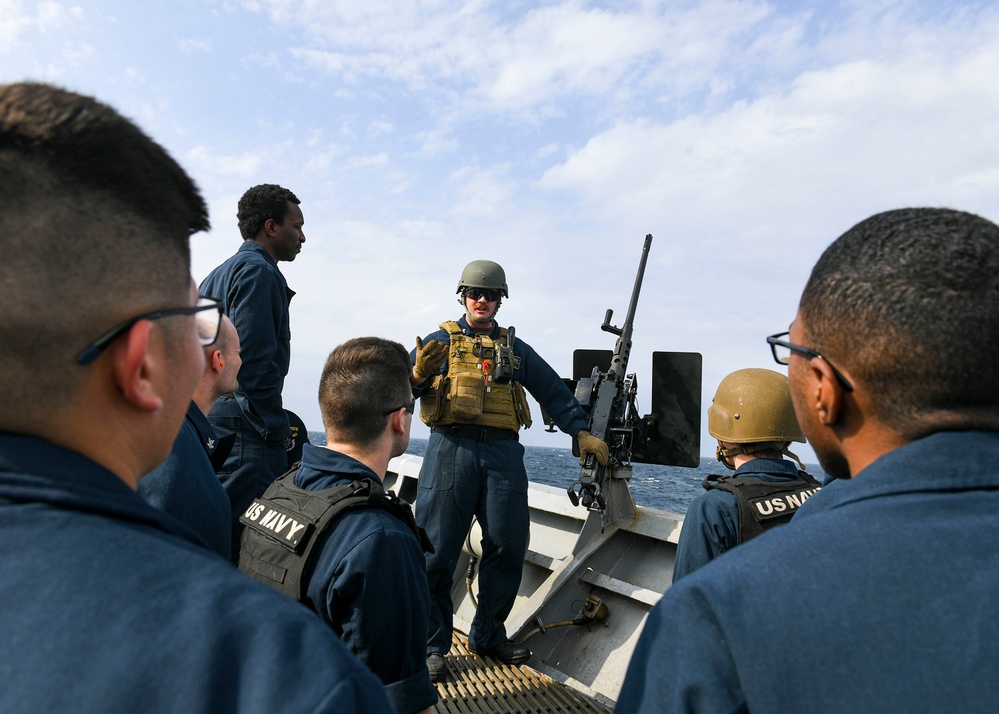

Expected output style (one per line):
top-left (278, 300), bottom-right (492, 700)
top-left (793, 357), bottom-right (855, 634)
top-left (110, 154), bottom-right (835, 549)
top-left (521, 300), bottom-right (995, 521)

top-left (577, 430), bottom-right (609, 466)
top-left (414, 336), bottom-right (448, 382)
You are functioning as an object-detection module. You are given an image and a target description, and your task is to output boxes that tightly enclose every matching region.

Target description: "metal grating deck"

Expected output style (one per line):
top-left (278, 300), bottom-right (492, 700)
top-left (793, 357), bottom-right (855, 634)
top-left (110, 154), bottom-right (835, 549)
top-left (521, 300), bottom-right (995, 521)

top-left (433, 632), bottom-right (612, 714)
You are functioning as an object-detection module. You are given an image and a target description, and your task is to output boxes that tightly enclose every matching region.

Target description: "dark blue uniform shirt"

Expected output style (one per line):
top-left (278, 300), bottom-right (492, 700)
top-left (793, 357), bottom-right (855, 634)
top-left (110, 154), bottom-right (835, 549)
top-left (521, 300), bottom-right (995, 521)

top-left (0, 433), bottom-right (393, 714)
top-left (200, 241), bottom-right (293, 442)
top-left (139, 401), bottom-right (232, 558)
top-left (296, 444), bottom-right (438, 714)
top-left (672, 457), bottom-right (803, 582)
top-left (617, 431), bottom-right (999, 713)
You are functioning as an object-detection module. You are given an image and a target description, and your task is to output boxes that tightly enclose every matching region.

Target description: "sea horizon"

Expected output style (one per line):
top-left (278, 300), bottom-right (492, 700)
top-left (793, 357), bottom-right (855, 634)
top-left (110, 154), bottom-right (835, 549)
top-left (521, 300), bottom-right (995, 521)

top-left (307, 432), bottom-right (826, 515)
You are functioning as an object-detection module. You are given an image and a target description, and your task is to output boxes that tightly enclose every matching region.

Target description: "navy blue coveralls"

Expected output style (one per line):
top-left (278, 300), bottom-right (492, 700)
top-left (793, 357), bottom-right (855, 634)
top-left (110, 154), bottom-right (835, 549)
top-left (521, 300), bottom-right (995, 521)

top-left (0, 432), bottom-right (393, 714)
top-left (617, 431), bottom-right (999, 714)
top-left (296, 445), bottom-right (438, 714)
top-left (672, 457), bottom-right (804, 583)
top-left (139, 401), bottom-right (232, 558)
top-left (413, 315), bottom-right (588, 654)
top-left (200, 241), bottom-right (293, 560)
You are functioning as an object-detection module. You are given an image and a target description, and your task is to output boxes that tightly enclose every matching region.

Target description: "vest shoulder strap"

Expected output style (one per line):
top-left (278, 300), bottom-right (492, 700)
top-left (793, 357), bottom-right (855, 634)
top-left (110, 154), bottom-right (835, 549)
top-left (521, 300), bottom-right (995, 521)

top-left (701, 471), bottom-right (821, 543)
top-left (238, 464), bottom-right (433, 603)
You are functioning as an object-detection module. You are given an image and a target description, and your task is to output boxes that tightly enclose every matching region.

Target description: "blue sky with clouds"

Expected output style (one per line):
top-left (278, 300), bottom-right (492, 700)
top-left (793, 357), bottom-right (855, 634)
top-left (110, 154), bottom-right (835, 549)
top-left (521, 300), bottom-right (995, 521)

top-left (4, 0), bottom-right (998, 463)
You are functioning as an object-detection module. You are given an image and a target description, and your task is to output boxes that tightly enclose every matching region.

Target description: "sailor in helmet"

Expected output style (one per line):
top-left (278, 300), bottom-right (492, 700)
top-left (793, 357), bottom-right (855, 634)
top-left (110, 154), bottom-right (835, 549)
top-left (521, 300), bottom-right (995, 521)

top-left (411, 260), bottom-right (608, 682)
top-left (672, 368), bottom-right (820, 582)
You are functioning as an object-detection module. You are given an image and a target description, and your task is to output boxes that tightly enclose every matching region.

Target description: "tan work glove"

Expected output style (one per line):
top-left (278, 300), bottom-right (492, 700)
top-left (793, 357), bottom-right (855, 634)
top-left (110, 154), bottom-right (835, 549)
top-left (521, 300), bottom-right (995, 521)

top-left (413, 336), bottom-right (448, 382)
top-left (577, 430), bottom-right (609, 466)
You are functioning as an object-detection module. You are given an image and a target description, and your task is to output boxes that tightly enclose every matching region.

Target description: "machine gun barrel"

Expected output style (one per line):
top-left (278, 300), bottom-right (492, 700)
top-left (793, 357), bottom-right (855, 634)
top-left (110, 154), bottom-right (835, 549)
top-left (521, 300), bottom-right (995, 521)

top-left (567, 234), bottom-right (653, 511)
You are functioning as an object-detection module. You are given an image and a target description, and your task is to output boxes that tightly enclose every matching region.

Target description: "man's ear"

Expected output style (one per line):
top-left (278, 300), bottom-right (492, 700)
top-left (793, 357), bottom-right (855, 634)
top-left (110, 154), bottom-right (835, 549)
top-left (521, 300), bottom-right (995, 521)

top-left (808, 357), bottom-right (847, 426)
top-left (388, 409), bottom-right (408, 436)
top-left (262, 217), bottom-right (280, 238)
top-left (209, 348), bottom-right (224, 373)
top-left (111, 320), bottom-right (164, 412)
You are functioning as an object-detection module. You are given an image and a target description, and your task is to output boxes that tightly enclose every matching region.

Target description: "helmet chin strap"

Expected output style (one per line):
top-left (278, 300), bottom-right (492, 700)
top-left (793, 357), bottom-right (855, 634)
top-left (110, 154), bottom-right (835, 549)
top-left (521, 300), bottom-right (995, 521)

top-left (716, 441), bottom-right (805, 471)
top-left (460, 294), bottom-right (501, 325)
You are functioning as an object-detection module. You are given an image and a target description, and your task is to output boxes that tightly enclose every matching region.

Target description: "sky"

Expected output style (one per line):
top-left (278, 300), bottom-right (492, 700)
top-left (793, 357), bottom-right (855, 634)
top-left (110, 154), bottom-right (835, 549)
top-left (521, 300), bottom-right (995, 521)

top-left (3, 0), bottom-right (999, 464)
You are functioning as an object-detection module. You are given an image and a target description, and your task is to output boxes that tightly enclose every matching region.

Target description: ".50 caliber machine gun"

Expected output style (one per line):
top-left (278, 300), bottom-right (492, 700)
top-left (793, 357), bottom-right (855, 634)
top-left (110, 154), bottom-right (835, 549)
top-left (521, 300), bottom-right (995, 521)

top-left (552, 235), bottom-right (702, 521)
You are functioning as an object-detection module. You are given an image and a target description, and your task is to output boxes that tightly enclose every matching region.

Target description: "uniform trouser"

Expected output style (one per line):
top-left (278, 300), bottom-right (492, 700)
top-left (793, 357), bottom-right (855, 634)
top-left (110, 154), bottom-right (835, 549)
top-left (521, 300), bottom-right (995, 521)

top-left (208, 396), bottom-right (288, 563)
top-left (415, 431), bottom-right (529, 654)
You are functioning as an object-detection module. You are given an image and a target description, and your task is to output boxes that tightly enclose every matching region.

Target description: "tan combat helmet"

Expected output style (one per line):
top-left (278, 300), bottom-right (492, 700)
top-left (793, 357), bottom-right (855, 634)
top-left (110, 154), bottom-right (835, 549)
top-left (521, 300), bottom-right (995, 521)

top-left (456, 260), bottom-right (509, 298)
top-left (708, 368), bottom-right (806, 469)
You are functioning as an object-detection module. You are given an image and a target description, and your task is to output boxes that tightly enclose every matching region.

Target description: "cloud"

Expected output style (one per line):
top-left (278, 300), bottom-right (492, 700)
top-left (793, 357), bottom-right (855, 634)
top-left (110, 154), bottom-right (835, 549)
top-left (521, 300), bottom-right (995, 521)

top-left (448, 163), bottom-right (516, 217)
top-left (187, 145), bottom-right (265, 178)
top-left (178, 37), bottom-right (213, 53)
top-left (0, 1), bottom-right (32, 48)
top-left (1, 0), bottom-right (87, 67)
top-left (539, 10), bottom-right (999, 241)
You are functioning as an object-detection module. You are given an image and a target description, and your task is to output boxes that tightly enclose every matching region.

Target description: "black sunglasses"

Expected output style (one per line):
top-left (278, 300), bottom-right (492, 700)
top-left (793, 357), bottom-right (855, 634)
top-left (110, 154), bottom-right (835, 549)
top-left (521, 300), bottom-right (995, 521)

top-left (77, 297), bottom-right (223, 365)
top-left (382, 398), bottom-right (416, 416)
top-left (464, 288), bottom-right (501, 302)
top-left (766, 331), bottom-right (854, 392)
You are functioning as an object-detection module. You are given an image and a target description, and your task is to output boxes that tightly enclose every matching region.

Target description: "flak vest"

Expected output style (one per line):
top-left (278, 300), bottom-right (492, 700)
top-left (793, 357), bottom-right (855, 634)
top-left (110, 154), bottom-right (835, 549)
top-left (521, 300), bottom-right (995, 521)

top-left (419, 321), bottom-right (532, 431)
top-left (702, 470), bottom-right (822, 543)
top-left (238, 464), bottom-right (433, 603)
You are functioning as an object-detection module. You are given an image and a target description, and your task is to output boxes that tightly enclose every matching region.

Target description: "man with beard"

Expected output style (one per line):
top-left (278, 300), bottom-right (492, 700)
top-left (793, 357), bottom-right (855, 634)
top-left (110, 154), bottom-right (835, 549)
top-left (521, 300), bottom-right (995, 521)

top-left (412, 259), bottom-right (608, 682)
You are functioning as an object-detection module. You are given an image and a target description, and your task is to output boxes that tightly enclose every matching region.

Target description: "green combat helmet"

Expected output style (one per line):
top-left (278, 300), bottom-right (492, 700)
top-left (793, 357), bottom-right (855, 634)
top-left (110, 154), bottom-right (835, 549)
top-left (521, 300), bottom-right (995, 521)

top-left (708, 368), bottom-right (806, 469)
top-left (456, 260), bottom-right (509, 297)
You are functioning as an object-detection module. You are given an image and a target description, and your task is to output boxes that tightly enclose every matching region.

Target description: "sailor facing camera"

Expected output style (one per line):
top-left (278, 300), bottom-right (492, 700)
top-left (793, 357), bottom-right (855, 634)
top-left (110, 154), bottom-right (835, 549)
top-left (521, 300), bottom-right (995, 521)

top-left (0, 81), bottom-right (391, 714)
top-left (412, 260), bottom-right (608, 683)
top-left (672, 368), bottom-right (819, 582)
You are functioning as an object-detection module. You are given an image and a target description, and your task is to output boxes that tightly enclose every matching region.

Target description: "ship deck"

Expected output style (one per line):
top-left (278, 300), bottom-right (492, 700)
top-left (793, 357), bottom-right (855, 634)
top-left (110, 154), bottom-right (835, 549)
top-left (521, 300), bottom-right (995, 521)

top-left (433, 631), bottom-right (612, 714)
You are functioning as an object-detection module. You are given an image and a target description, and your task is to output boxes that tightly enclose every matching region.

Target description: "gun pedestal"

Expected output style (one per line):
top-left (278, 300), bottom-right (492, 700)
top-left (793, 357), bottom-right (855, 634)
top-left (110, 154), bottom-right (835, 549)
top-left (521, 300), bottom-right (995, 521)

top-left (603, 464), bottom-right (636, 524)
top-left (570, 464), bottom-right (637, 556)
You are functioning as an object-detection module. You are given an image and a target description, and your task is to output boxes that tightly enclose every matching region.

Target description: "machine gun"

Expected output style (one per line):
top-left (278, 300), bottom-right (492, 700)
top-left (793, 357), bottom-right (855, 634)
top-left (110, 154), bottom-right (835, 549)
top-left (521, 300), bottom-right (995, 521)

top-left (562, 235), bottom-right (702, 519)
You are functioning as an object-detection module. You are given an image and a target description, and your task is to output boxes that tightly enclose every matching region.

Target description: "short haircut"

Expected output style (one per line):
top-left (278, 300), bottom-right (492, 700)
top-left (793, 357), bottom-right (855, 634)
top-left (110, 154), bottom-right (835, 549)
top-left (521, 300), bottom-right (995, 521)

top-left (0, 82), bottom-right (209, 414)
top-left (318, 337), bottom-right (412, 448)
top-left (237, 184), bottom-right (300, 240)
top-left (799, 207), bottom-right (999, 437)
top-left (207, 315), bottom-right (234, 359)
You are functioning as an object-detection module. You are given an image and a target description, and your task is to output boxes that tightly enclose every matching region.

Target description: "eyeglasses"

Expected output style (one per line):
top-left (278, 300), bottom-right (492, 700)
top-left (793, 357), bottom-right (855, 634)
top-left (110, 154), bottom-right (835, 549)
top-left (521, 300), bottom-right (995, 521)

top-left (76, 297), bottom-right (223, 365)
top-left (464, 288), bottom-right (501, 303)
top-left (382, 398), bottom-right (416, 417)
top-left (766, 331), bottom-right (854, 392)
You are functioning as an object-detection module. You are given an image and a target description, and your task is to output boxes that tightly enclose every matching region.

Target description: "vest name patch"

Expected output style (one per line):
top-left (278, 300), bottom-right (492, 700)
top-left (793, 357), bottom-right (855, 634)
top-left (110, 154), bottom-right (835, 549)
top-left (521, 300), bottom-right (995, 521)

top-left (241, 500), bottom-right (309, 548)
top-left (750, 488), bottom-right (819, 520)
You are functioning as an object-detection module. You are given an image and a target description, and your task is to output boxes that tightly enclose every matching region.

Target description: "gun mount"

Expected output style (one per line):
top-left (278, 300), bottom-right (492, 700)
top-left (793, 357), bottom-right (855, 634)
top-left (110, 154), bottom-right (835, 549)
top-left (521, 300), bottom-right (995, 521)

top-left (554, 235), bottom-right (702, 522)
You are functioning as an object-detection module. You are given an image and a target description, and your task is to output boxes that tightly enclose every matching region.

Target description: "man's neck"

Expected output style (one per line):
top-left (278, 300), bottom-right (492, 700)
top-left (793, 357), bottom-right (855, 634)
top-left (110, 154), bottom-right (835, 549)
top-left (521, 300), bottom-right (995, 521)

top-left (250, 236), bottom-right (280, 263)
top-left (322, 438), bottom-right (389, 482)
top-left (193, 383), bottom-right (222, 417)
top-left (465, 315), bottom-right (495, 332)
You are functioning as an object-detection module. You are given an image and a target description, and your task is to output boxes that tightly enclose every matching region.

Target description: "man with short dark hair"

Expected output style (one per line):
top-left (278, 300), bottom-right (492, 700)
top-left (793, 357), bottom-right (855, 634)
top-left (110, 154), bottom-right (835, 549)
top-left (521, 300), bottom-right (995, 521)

top-left (240, 337), bottom-right (437, 714)
top-left (0, 81), bottom-right (391, 714)
top-left (139, 315), bottom-right (242, 558)
top-left (617, 208), bottom-right (999, 713)
top-left (200, 183), bottom-right (306, 560)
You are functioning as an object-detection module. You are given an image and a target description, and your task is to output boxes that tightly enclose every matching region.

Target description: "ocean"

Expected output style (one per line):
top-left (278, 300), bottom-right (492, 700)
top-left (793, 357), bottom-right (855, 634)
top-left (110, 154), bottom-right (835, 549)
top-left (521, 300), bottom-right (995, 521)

top-left (308, 433), bottom-right (826, 515)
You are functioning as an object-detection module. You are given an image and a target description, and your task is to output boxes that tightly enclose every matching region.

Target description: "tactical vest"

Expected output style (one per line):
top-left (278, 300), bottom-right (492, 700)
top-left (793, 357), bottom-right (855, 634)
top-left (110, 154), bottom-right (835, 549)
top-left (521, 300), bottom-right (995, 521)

top-left (419, 321), bottom-right (532, 431)
top-left (238, 465), bottom-right (433, 603)
top-left (702, 470), bottom-right (822, 543)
